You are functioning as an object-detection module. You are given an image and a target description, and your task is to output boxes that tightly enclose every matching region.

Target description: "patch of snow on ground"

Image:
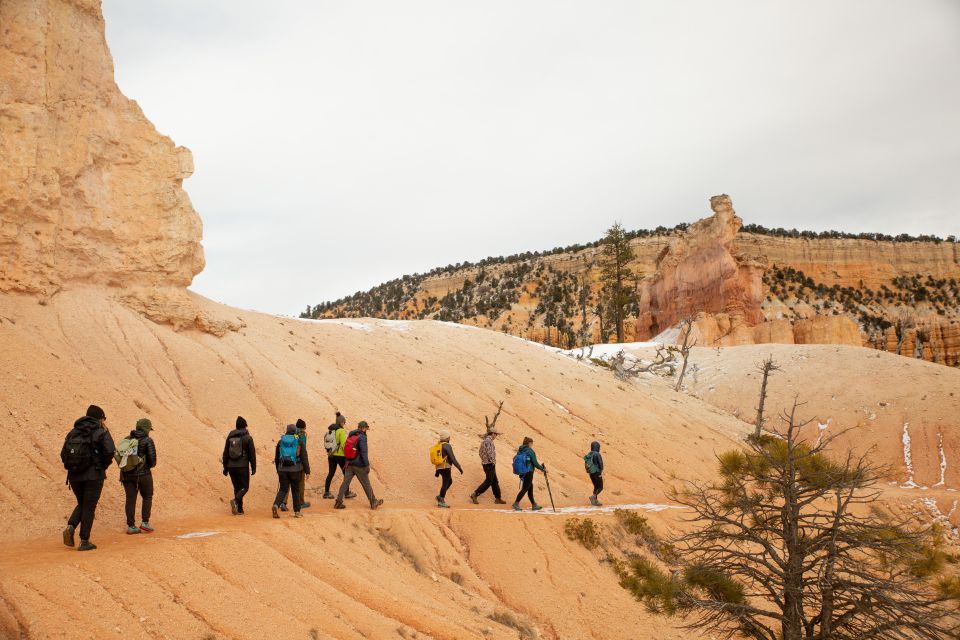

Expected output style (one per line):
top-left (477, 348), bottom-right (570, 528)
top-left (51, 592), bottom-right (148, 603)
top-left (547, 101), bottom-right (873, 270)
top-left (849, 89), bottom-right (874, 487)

top-left (652, 326), bottom-right (680, 344)
top-left (902, 422), bottom-right (918, 488)
top-left (920, 498), bottom-right (959, 540)
top-left (936, 432), bottom-right (947, 487)
top-left (472, 502), bottom-right (681, 515)
top-left (558, 342), bottom-right (660, 360)
top-left (299, 318), bottom-right (373, 332)
top-left (376, 320), bottom-right (413, 332)
top-left (816, 419), bottom-right (832, 446)
top-left (176, 531), bottom-right (223, 540)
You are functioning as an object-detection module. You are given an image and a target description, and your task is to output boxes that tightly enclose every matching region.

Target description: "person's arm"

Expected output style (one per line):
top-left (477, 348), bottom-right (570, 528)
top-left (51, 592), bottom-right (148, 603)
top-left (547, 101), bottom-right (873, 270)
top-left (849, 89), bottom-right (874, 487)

top-left (443, 443), bottom-right (463, 473)
top-left (596, 452), bottom-right (604, 474)
top-left (528, 449), bottom-right (545, 472)
top-left (146, 437), bottom-right (157, 469)
top-left (247, 435), bottom-right (257, 475)
top-left (301, 440), bottom-right (310, 476)
top-left (100, 429), bottom-right (116, 468)
top-left (336, 428), bottom-right (346, 453)
top-left (222, 436), bottom-right (230, 470)
top-left (274, 441), bottom-right (280, 468)
top-left (359, 434), bottom-right (369, 466)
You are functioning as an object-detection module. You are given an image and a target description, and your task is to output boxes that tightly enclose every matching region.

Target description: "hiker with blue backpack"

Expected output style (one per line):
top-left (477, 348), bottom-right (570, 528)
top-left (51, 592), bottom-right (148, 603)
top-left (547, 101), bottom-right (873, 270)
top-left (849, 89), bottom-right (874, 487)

top-left (272, 424), bottom-right (310, 518)
top-left (61, 405), bottom-right (116, 551)
top-left (584, 441), bottom-right (604, 506)
top-left (429, 430), bottom-right (463, 508)
top-left (117, 418), bottom-right (157, 534)
top-left (512, 436), bottom-right (546, 511)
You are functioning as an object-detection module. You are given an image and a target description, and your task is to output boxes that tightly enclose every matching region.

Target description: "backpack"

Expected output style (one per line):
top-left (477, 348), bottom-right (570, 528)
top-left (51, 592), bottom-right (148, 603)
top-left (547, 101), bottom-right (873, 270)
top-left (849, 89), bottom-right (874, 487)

top-left (429, 442), bottom-right (446, 466)
top-left (61, 428), bottom-right (94, 474)
top-left (115, 437), bottom-right (143, 472)
top-left (512, 450), bottom-right (532, 476)
top-left (227, 435), bottom-right (244, 461)
top-left (278, 434), bottom-right (299, 467)
top-left (584, 452), bottom-right (600, 474)
top-left (344, 433), bottom-right (361, 460)
top-left (323, 430), bottom-right (337, 454)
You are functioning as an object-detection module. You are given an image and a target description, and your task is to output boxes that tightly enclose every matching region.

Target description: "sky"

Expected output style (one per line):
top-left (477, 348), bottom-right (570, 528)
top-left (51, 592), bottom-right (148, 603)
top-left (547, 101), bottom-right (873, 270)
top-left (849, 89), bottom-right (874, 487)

top-left (101, 1), bottom-right (960, 315)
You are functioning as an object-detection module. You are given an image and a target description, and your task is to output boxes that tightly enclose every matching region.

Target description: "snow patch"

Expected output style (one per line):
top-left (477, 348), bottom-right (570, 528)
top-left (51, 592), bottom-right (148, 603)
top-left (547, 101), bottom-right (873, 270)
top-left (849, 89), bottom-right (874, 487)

top-left (472, 502), bottom-right (681, 515)
top-left (376, 319), bottom-right (413, 332)
top-left (901, 422), bottom-right (918, 488)
top-left (816, 419), bottom-right (832, 446)
top-left (935, 432), bottom-right (948, 487)
top-left (300, 318), bottom-right (373, 332)
top-left (920, 498), bottom-right (959, 540)
top-left (176, 531), bottom-right (223, 540)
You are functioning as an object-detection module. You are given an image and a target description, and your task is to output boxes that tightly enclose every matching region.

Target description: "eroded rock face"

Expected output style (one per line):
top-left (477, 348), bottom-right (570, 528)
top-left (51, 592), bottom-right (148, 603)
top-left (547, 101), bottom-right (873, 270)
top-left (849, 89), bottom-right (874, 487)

top-left (0, 0), bottom-right (204, 296)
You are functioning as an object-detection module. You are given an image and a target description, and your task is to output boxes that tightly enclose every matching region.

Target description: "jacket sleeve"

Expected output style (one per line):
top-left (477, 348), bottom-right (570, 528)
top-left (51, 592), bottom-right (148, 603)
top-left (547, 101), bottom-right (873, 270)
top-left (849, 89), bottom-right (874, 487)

top-left (528, 449), bottom-right (545, 472)
top-left (247, 434), bottom-right (257, 473)
top-left (359, 434), bottom-right (369, 466)
top-left (145, 437), bottom-right (157, 470)
top-left (274, 440), bottom-right (280, 468)
top-left (222, 436), bottom-right (230, 469)
top-left (443, 443), bottom-right (462, 472)
top-left (301, 440), bottom-right (310, 475)
top-left (336, 428), bottom-right (347, 451)
top-left (100, 429), bottom-right (117, 469)
top-left (596, 452), bottom-right (604, 473)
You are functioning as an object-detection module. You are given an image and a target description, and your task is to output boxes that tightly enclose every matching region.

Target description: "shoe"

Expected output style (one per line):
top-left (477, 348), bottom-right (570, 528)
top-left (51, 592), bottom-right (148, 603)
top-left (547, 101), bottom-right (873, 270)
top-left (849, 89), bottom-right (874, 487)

top-left (531, 504), bottom-right (543, 511)
top-left (78, 540), bottom-right (97, 551)
top-left (469, 493), bottom-right (479, 504)
top-left (126, 526), bottom-right (141, 535)
top-left (589, 495), bottom-right (601, 507)
top-left (279, 504), bottom-right (289, 512)
top-left (371, 498), bottom-right (384, 510)
top-left (437, 498), bottom-right (449, 509)
top-left (322, 492), bottom-right (334, 499)
top-left (237, 510), bottom-right (245, 515)
top-left (300, 501), bottom-right (311, 509)
top-left (230, 499), bottom-right (238, 515)
top-left (345, 491), bottom-right (358, 499)
top-left (512, 503), bottom-right (522, 511)
top-left (494, 498), bottom-right (507, 505)
top-left (272, 505), bottom-right (280, 518)
top-left (139, 522), bottom-right (154, 533)
top-left (294, 512), bottom-right (303, 518)
top-left (63, 524), bottom-right (76, 548)
top-left (334, 501), bottom-right (346, 509)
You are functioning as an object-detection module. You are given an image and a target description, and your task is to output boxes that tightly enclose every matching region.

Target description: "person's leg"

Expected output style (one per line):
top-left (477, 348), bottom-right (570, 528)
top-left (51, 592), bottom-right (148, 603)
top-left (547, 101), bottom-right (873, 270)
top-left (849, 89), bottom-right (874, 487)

top-left (474, 464), bottom-right (493, 496)
top-left (514, 474), bottom-right (527, 504)
top-left (291, 472), bottom-right (303, 512)
top-left (524, 472), bottom-right (536, 506)
top-left (439, 469), bottom-right (453, 499)
top-left (79, 479), bottom-right (104, 541)
top-left (68, 480), bottom-right (85, 528)
top-left (123, 481), bottom-right (137, 528)
top-left (139, 475), bottom-right (154, 523)
top-left (297, 469), bottom-right (306, 506)
top-left (352, 467), bottom-right (377, 505)
top-left (275, 471), bottom-right (291, 507)
top-left (324, 456), bottom-right (338, 494)
top-left (490, 467), bottom-right (502, 501)
top-left (236, 467), bottom-right (249, 512)
top-left (336, 467), bottom-right (355, 503)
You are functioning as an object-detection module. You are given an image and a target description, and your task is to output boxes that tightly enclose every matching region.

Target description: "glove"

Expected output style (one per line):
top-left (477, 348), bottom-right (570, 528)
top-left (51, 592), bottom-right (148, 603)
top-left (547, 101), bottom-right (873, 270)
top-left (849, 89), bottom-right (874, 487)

top-left (222, 468), bottom-right (228, 476)
top-left (251, 468), bottom-right (256, 476)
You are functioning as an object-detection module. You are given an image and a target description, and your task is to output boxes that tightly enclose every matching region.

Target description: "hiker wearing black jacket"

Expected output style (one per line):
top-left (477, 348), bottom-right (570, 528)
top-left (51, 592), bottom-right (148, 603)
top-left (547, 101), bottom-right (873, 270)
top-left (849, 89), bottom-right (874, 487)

top-left (120, 418), bottom-right (158, 534)
top-left (334, 421), bottom-right (383, 510)
top-left (61, 405), bottom-right (116, 551)
top-left (222, 416), bottom-right (256, 515)
top-left (272, 424), bottom-right (310, 518)
top-left (434, 430), bottom-right (463, 508)
top-left (586, 440), bottom-right (605, 506)
top-left (282, 418), bottom-right (311, 510)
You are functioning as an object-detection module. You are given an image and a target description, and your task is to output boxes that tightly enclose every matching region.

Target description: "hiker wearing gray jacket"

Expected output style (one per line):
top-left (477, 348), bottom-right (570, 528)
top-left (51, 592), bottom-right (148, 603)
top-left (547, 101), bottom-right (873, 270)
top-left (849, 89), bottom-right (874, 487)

top-left (434, 430), bottom-right (463, 508)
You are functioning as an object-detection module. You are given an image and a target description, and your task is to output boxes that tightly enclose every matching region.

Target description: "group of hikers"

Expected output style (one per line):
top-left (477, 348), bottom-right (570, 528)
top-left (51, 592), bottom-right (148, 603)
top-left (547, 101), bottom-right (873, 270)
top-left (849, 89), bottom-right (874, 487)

top-left (58, 405), bottom-right (606, 551)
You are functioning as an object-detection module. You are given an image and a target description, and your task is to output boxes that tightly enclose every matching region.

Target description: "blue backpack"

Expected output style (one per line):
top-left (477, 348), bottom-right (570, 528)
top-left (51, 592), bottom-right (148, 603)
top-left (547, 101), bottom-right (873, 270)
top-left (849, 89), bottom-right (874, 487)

top-left (512, 450), bottom-right (532, 475)
top-left (278, 434), bottom-right (299, 467)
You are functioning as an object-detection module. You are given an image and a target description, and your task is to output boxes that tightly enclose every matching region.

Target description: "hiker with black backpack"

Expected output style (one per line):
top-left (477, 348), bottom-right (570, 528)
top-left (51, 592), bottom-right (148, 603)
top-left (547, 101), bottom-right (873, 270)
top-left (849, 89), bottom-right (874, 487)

top-left (117, 418), bottom-right (157, 534)
top-left (273, 424), bottom-right (310, 518)
top-left (282, 418), bottom-right (310, 510)
top-left (223, 416), bottom-right (256, 515)
top-left (429, 430), bottom-right (463, 508)
top-left (334, 421), bottom-right (383, 510)
top-left (584, 441), bottom-right (604, 506)
top-left (511, 436), bottom-right (546, 512)
top-left (469, 424), bottom-right (506, 505)
top-left (60, 405), bottom-right (116, 551)
top-left (322, 411), bottom-right (354, 500)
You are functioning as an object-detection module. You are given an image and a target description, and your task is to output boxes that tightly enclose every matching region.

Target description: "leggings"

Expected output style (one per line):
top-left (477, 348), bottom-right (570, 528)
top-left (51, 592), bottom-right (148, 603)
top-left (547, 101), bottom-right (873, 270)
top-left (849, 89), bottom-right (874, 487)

top-left (437, 468), bottom-right (453, 499)
top-left (325, 456), bottom-right (346, 493)
top-left (589, 472), bottom-right (604, 496)
top-left (515, 471), bottom-right (535, 505)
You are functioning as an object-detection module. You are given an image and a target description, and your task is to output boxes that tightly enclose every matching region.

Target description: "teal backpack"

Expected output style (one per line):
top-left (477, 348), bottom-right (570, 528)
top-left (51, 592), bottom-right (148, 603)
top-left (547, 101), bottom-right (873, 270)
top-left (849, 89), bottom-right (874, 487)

top-left (278, 434), bottom-right (299, 467)
top-left (583, 452), bottom-right (600, 474)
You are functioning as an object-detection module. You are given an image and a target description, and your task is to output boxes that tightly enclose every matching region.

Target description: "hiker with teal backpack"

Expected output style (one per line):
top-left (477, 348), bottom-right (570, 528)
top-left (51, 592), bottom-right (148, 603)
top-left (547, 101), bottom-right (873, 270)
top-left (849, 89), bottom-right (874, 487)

top-left (272, 424), bottom-right (310, 518)
top-left (584, 441), bottom-right (604, 506)
top-left (116, 418), bottom-right (158, 534)
top-left (512, 436), bottom-right (546, 511)
top-left (429, 430), bottom-right (463, 508)
top-left (281, 418), bottom-right (310, 511)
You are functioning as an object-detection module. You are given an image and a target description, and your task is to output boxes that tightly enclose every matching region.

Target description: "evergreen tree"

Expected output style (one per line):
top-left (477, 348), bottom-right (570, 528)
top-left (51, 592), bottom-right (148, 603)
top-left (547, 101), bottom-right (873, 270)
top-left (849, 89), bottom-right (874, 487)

top-left (599, 222), bottom-right (638, 343)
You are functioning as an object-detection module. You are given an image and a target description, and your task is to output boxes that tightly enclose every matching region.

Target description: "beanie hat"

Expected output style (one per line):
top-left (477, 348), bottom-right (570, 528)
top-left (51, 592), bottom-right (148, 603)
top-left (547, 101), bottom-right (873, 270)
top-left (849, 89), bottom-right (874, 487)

top-left (296, 418), bottom-right (306, 430)
top-left (286, 424), bottom-right (297, 435)
top-left (358, 420), bottom-right (369, 428)
top-left (438, 430), bottom-right (450, 441)
top-left (236, 416), bottom-right (248, 429)
top-left (86, 405), bottom-right (106, 420)
top-left (136, 418), bottom-right (153, 432)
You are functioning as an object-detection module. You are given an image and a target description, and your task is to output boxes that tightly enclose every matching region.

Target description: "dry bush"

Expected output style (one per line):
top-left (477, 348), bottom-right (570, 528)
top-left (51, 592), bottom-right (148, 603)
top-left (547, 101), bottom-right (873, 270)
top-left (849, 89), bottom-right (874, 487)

top-left (376, 528), bottom-right (426, 575)
top-left (487, 610), bottom-right (538, 639)
top-left (564, 517), bottom-right (601, 549)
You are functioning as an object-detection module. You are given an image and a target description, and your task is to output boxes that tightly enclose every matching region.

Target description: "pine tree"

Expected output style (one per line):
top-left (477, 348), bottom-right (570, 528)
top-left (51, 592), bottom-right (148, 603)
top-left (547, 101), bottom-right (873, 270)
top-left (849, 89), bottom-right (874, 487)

top-left (599, 222), bottom-right (638, 343)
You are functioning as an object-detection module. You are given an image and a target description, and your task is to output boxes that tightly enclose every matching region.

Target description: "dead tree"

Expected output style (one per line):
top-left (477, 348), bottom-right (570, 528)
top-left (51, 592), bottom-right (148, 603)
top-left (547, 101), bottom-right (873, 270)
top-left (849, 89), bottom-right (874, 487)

top-left (673, 318), bottom-right (697, 392)
top-left (484, 401), bottom-right (504, 432)
top-left (753, 355), bottom-right (781, 439)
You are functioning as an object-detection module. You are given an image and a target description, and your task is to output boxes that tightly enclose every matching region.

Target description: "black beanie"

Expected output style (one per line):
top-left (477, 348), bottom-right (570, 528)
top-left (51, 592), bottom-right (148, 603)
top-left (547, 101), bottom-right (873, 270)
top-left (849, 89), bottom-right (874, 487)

top-left (86, 405), bottom-right (106, 420)
top-left (296, 418), bottom-right (306, 430)
top-left (236, 416), bottom-right (248, 429)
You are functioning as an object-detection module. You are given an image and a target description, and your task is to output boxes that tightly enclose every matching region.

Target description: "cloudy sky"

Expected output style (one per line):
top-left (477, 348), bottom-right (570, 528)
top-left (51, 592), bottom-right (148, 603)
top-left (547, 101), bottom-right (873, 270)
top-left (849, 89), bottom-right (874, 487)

top-left (102, 1), bottom-right (960, 315)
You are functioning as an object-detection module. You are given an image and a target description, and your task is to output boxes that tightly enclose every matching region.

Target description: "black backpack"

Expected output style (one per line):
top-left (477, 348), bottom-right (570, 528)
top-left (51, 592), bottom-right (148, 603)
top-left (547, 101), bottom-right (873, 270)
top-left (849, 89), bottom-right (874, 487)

top-left (62, 428), bottom-right (94, 474)
top-left (227, 435), bottom-right (244, 461)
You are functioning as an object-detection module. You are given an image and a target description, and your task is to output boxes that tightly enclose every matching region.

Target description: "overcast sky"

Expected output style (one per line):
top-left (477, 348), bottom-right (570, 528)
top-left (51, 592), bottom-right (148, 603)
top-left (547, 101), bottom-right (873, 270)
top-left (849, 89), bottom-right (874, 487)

top-left (102, 1), bottom-right (960, 315)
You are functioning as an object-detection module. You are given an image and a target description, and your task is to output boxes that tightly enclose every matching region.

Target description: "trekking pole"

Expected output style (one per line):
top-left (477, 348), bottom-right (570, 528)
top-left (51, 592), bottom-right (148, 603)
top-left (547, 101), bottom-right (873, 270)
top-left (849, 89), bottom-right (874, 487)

top-left (543, 466), bottom-right (557, 513)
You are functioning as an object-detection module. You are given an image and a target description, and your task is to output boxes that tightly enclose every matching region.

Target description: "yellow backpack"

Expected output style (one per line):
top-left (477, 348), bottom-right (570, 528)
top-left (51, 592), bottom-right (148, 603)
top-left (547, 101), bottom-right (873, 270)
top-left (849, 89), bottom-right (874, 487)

top-left (429, 442), bottom-right (446, 466)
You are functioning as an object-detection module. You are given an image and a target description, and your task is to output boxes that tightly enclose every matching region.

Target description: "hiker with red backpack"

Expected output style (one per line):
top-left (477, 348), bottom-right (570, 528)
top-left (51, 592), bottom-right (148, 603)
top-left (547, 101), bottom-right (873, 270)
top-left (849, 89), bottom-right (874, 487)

top-left (584, 441), bottom-right (604, 506)
top-left (334, 420), bottom-right (383, 510)
top-left (273, 424), bottom-right (310, 518)
top-left (223, 416), bottom-right (256, 515)
top-left (117, 418), bottom-right (157, 534)
top-left (429, 430), bottom-right (463, 508)
top-left (511, 436), bottom-right (546, 511)
top-left (60, 405), bottom-right (116, 551)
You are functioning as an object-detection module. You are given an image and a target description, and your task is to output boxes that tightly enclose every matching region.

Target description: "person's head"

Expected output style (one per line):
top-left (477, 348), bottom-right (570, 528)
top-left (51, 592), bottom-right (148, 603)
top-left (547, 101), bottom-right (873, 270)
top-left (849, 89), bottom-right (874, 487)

top-left (236, 416), bottom-right (248, 430)
top-left (438, 430), bottom-right (450, 442)
top-left (336, 412), bottom-right (346, 427)
top-left (591, 440), bottom-right (600, 452)
top-left (358, 420), bottom-right (369, 432)
top-left (486, 426), bottom-right (501, 439)
top-left (522, 436), bottom-right (534, 447)
top-left (285, 424), bottom-right (297, 435)
top-left (86, 404), bottom-right (106, 425)
top-left (296, 418), bottom-right (306, 430)
top-left (136, 418), bottom-right (153, 434)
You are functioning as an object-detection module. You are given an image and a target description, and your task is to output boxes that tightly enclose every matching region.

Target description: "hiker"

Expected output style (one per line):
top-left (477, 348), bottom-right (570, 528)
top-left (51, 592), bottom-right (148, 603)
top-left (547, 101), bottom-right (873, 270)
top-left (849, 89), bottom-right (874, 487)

top-left (282, 418), bottom-right (310, 510)
top-left (334, 421), bottom-right (383, 510)
top-left (469, 424), bottom-right (506, 505)
top-left (323, 411), bottom-right (354, 500)
top-left (273, 424), bottom-right (310, 518)
top-left (584, 440), bottom-right (604, 506)
top-left (511, 436), bottom-right (546, 511)
top-left (223, 416), bottom-right (256, 515)
top-left (430, 430), bottom-right (463, 508)
top-left (118, 418), bottom-right (157, 534)
top-left (60, 405), bottom-right (116, 551)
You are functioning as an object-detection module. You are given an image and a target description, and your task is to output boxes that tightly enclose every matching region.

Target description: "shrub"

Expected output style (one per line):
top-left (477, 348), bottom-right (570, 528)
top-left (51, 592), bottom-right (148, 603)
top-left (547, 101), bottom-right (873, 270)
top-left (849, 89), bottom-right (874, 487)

top-left (564, 517), bottom-right (601, 549)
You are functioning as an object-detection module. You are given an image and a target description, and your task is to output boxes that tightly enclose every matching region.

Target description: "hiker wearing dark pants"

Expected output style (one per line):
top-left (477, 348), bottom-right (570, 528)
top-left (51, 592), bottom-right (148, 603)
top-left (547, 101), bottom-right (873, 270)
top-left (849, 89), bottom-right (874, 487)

top-left (470, 425), bottom-right (504, 504)
top-left (335, 421), bottom-right (383, 510)
top-left (585, 440), bottom-right (605, 506)
top-left (120, 418), bottom-right (157, 534)
top-left (323, 412), bottom-right (350, 499)
top-left (61, 405), bottom-right (116, 551)
top-left (512, 437), bottom-right (545, 511)
top-left (273, 424), bottom-right (310, 518)
top-left (432, 430), bottom-right (463, 508)
top-left (283, 418), bottom-right (310, 510)
top-left (223, 416), bottom-right (256, 515)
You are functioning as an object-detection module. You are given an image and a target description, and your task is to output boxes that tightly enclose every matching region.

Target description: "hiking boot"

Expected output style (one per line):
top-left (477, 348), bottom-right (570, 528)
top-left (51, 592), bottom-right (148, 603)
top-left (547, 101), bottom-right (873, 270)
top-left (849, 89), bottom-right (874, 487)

top-left (531, 504), bottom-right (543, 512)
top-left (345, 491), bottom-right (358, 499)
top-left (126, 526), bottom-right (141, 535)
top-left (494, 498), bottom-right (507, 505)
top-left (78, 540), bottom-right (97, 551)
top-left (322, 492), bottom-right (335, 499)
top-left (139, 522), bottom-right (154, 533)
top-left (469, 493), bottom-right (479, 505)
top-left (512, 503), bottom-right (522, 511)
top-left (334, 501), bottom-right (346, 509)
top-left (371, 498), bottom-right (384, 510)
top-left (589, 495), bottom-right (601, 507)
top-left (437, 497), bottom-right (449, 509)
top-left (279, 504), bottom-right (289, 512)
top-left (272, 505), bottom-right (280, 518)
top-left (230, 499), bottom-right (238, 515)
top-left (294, 512), bottom-right (303, 518)
top-left (62, 524), bottom-right (75, 548)
top-left (300, 501), bottom-right (311, 509)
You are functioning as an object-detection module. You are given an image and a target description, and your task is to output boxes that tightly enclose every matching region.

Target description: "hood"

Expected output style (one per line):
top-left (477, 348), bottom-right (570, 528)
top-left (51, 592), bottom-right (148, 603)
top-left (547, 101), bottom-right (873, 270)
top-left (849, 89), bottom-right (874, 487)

top-left (518, 444), bottom-right (529, 452)
top-left (328, 423), bottom-right (340, 432)
top-left (130, 429), bottom-right (148, 439)
top-left (348, 429), bottom-right (363, 437)
top-left (591, 441), bottom-right (601, 452)
top-left (73, 416), bottom-right (101, 432)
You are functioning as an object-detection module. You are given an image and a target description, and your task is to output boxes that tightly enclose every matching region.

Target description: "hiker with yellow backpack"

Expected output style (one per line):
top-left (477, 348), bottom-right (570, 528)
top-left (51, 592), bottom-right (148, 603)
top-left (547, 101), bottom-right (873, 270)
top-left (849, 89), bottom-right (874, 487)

top-left (116, 418), bottom-right (157, 534)
top-left (430, 431), bottom-right (463, 508)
